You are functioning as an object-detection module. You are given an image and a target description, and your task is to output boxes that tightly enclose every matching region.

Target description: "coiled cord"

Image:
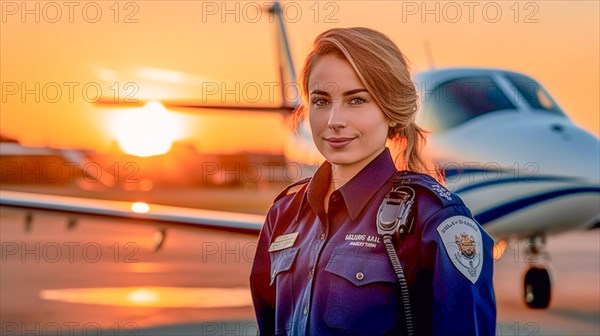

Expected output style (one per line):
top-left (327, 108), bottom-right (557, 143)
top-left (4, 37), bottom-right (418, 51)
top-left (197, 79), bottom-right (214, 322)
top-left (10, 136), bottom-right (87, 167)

top-left (383, 234), bottom-right (414, 336)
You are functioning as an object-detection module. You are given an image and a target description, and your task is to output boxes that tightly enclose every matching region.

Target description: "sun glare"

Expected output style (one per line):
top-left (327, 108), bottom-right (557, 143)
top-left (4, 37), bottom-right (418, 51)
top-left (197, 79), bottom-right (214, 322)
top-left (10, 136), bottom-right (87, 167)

top-left (127, 288), bottom-right (160, 305)
top-left (131, 202), bottom-right (150, 213)
top-left (112, 102), bottom-right (183, 157)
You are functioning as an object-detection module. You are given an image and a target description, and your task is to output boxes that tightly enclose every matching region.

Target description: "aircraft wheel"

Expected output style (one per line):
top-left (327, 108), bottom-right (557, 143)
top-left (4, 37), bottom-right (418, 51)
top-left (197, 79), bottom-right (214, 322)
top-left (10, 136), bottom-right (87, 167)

top-left (524, 267), bottom-right (551, 309)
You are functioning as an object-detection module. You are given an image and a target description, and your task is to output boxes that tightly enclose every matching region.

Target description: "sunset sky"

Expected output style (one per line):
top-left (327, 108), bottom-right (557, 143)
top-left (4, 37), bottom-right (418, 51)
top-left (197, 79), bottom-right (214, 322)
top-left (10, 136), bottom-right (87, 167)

top-left (1, 1), bottom-right (598, 155)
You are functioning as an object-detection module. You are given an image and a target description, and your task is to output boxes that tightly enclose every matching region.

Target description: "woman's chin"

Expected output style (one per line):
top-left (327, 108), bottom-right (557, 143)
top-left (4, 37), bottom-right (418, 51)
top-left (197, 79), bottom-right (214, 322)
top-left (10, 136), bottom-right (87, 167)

top-left (322, 153), bottom-right (359, 167)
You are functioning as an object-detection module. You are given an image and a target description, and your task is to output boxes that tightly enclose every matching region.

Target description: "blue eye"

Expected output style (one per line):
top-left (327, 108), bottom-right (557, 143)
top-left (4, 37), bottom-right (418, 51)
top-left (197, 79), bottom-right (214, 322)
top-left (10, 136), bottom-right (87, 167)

top-left (349, 97), bottom-right (366, 105)
top-left (312, 97), bottom-right (329, 107)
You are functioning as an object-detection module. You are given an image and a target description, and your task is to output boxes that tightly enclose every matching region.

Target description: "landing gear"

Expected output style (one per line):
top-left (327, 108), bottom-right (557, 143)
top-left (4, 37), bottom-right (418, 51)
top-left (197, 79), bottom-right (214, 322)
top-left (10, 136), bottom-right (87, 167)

top-left (523, 236), bottom-right (552, 309)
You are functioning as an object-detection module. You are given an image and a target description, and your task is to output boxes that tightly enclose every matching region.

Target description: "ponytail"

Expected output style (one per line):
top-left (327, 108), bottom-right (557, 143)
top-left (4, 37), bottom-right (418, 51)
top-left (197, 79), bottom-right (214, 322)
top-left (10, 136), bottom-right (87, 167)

top-left (389, 122), bottom-right (444, 184)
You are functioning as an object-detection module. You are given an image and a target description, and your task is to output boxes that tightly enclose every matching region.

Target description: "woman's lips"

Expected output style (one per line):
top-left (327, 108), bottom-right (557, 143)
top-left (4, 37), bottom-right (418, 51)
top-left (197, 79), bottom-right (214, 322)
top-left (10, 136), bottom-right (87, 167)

top-left (325, 137), bottom-right (355, 149)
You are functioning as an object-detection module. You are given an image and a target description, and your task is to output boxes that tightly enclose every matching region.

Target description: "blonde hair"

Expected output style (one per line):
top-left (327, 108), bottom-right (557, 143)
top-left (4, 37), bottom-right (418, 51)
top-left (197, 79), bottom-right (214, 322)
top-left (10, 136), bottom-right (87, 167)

top-left (294, 27), bottom-right (442, 182)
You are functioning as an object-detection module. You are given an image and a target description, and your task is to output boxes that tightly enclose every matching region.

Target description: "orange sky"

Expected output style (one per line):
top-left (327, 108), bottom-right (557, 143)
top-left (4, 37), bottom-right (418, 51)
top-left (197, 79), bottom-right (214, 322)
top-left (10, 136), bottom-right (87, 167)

top-left (1, 1), bottom-right (598, 154)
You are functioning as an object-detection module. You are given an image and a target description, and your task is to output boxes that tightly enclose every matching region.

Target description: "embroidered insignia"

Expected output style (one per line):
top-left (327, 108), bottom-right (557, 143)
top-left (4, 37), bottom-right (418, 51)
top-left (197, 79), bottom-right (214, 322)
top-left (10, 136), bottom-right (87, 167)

top-left (268, 232), bottom-right (299, 252)
top-left (344, 233), bottom-right (381, 248)
top-left (456, 234), bottom-right (477, 259)
top-left (431, 184), bottom-right (452, 201)
top-left (436, 216), bottom-right (483, 283)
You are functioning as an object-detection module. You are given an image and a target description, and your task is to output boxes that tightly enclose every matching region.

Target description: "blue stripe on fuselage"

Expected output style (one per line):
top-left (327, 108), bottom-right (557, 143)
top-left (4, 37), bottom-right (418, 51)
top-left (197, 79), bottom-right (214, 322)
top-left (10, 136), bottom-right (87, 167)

top-left (473, 187), bottom-right (600, 225)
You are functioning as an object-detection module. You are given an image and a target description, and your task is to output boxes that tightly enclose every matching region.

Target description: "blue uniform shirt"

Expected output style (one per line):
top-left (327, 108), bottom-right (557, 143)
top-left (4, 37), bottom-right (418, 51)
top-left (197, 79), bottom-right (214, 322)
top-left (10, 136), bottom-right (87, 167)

top-left (250, 148), bottom-right (496, 335)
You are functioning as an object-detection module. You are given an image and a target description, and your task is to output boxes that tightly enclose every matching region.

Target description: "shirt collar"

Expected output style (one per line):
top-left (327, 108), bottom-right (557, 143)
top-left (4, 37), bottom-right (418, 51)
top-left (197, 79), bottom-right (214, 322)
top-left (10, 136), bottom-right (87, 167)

top-left (306, 147), bottom-right (398, 220)
top-left (306, 161), bottom-right (332, 217)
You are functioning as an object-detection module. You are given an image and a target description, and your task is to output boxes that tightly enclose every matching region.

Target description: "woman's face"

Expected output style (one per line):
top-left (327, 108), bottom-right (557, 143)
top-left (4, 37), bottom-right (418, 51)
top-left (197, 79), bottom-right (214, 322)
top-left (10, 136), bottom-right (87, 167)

top-left (308, 54), bottom-right (390, 171)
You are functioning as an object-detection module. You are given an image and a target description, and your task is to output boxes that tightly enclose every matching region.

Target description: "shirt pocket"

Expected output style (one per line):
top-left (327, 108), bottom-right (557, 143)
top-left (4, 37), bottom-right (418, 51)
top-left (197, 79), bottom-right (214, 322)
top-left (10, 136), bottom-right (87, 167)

top-left (269, 246), bottom-right (300, 334)
top-left (324, 250), bottom-right (400, 335)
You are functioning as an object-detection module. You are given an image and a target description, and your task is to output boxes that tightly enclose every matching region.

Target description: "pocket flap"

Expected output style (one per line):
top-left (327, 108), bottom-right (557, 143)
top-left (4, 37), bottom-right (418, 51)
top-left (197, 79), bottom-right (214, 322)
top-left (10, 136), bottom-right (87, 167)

top-left (325, 250), bottom-right (397, 286)
top-left (269, 247), bottom-right (300, 286)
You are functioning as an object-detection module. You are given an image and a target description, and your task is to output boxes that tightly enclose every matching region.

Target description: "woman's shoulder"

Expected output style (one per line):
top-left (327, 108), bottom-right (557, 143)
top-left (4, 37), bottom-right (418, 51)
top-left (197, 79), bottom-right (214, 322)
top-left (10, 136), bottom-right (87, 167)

top-left (262, 177), bottom-right (312, 233)
top-left (272, 176), bottom-right (312, 205)
top-left (389, 170), bottom-right (483, 231)
top-left (394, 170), bottom-right (492, 242)
top-left (392, 170), bottom-right (464, 209)
top-left (265, 177), bottom-right (311, 217)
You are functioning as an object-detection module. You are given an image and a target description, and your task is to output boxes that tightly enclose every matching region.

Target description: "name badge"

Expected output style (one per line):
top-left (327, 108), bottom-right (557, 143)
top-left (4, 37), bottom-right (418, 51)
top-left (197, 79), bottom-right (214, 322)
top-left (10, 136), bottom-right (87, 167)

top-left (268, 232), bottom-right (299, 252)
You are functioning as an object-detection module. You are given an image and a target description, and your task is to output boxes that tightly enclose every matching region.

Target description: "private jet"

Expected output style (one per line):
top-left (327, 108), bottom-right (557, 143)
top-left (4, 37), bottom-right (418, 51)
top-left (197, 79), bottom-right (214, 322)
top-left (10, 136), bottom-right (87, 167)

top-left (1, 1), bottom-right (598, 311)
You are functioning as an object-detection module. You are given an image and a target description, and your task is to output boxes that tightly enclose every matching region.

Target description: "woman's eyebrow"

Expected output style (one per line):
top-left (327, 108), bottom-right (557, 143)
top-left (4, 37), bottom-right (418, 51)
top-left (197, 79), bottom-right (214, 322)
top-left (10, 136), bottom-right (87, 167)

top-left (309, 88), bottom-right (369, 96)
top-left (342, 88), bottom-right (368, 96)
top-left (309, 89), bottom-right (330, 96)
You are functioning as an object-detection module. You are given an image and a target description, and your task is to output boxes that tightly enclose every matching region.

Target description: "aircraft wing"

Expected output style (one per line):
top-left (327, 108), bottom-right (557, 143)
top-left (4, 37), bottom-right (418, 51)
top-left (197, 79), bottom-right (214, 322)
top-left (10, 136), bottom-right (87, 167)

top-left (95, 98), bottom-right (295, 115)
top-left (0, 190), bottom-right (263, 235)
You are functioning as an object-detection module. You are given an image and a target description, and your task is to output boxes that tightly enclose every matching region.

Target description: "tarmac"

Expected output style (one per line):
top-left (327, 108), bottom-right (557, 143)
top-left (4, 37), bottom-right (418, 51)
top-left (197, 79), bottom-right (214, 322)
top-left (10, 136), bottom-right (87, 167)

top-left (0, 185), bottom-right (598, 335)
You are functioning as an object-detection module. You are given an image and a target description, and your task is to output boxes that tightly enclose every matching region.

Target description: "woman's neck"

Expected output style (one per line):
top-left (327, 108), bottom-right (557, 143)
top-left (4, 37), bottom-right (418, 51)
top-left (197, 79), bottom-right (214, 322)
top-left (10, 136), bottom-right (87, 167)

top-left (323, 163), bottom-right (363, 214)
top-left (329, 164), bottom-right (356, 191)
top-left (329, 147), bottom-right (386, 190)
top-left (324, 148), bottom-right (386, 213)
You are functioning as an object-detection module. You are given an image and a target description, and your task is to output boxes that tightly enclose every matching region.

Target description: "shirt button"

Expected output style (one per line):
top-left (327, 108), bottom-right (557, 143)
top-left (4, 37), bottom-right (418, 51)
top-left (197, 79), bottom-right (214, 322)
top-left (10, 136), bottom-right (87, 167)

top-left (308, 268), bottom-right (314, 277)
top-left (331, 194), bottom-right (339, 202)
top-left (303, 305), bottom-right (309, 315)
top-left (319, 233), bottom-right (326, 240)
top-left (355, 272), bottom-right (364, 281)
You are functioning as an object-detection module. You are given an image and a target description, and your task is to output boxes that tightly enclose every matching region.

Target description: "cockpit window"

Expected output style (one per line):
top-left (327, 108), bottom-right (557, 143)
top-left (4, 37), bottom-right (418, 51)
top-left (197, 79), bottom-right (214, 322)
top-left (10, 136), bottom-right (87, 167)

top-left (417, 76), bottom-right (516, 132)
top-left (505, 74), bottom-right (565, 116)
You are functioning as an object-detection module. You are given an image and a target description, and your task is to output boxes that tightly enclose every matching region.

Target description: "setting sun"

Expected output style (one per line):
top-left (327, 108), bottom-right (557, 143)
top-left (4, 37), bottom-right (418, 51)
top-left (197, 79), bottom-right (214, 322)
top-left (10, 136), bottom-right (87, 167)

top-left (111, 102), bottom-right (183, 157)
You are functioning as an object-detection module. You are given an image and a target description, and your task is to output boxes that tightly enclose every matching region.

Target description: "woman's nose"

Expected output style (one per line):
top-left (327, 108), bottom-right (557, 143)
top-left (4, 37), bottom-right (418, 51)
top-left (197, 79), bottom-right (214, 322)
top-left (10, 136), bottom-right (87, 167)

top-left (327, 103), bottom-right (347, 130)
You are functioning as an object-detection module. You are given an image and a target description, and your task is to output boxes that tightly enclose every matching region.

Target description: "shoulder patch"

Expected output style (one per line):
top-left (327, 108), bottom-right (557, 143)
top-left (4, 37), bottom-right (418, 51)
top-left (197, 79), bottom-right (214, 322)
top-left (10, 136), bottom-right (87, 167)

top-left (273, 177), bottom-right (311, 204)
top-left (436, 215), bottom-right (483, 284)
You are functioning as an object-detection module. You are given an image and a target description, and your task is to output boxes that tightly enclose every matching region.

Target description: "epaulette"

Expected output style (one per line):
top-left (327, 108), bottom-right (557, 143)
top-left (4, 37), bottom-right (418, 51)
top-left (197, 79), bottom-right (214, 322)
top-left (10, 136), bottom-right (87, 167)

top-left (391, 171), bottom-right (464, 208)
top-left (273, 177), bottom-right (311, 204)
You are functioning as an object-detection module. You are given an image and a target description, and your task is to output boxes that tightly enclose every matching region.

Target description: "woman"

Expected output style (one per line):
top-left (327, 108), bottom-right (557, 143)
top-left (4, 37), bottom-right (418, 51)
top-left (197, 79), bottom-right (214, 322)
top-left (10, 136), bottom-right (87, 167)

top-left (250, 27), bottom-right (496, 335)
